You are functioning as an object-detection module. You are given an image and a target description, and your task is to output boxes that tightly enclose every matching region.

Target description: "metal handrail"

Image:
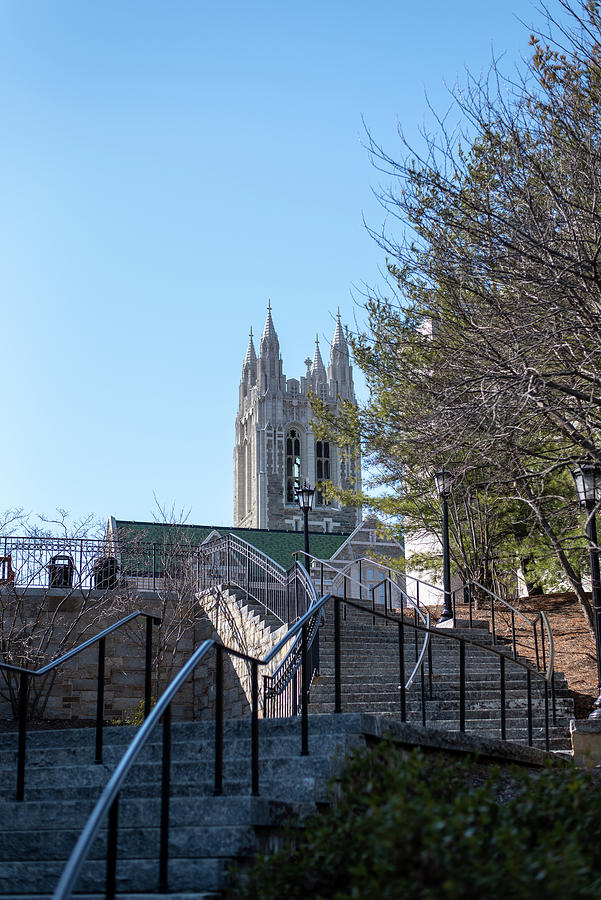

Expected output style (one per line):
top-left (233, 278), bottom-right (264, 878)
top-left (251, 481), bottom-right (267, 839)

top-left (200, 532), bottom-right (287, 582)
top-left (288, 552), bottom-right (430, 702)
top-left (292, 550), bottom-right (427, 623)
top-left (540, 611), bottom-right (555, 683)
top-left (53, 591), bottom-right (333, 900)
top-left (0, 611), bottom-right (158, 677)
top-left (459, 579), bottom-right (537, 627)
top-left (266, 604), bottom-right (325, 702)
top-left (54, 582), bottom-right (555, 899)
top-left (0, 611), bottom-right (161, 800)
top-left (388, 606), bottom-right (555, 682)
top-left (456, 579), bottom-right (555, 683)
top-left (53, 576), bottom-right (559, 900)
top-left (299, 552), bottom-right (554, 682)
top-left (405, 609), bottom-right (431, 689)
top-left (197, 534), bottom-right (317, 625)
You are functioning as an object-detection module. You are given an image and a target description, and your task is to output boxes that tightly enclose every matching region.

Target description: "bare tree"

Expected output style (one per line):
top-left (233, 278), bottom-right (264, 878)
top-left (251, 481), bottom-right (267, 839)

top-left (0, 509), bottom-right (132, 719)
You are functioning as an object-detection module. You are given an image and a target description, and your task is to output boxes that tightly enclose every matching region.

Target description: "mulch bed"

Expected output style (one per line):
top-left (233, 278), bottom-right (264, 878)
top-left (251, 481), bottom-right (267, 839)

top-left (513, 592), bottom-right (597, 719)
top-left (460, 591), bottom-right (598, 719)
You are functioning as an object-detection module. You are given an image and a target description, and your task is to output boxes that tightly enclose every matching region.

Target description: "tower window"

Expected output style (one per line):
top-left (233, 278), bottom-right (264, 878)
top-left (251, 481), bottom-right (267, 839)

top-left (286, 428), bottom-right (302, 503)
top-left (316, 440), bottom-right (331, 505)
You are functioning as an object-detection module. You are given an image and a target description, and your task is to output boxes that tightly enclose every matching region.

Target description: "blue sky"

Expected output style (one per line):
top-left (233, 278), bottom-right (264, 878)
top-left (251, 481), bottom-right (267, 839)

top-left (1, 0), bottom-right (546, 530)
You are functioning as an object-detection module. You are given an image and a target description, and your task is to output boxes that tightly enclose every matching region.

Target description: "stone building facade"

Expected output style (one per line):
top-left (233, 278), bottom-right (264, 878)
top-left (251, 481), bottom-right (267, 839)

top-left (233, 304), bottom-right (361, 533)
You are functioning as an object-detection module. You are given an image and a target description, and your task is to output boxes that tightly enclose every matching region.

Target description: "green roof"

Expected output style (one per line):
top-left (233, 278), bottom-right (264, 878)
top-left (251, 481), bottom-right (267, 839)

top-left (113, 520), bottom-right (349, 571)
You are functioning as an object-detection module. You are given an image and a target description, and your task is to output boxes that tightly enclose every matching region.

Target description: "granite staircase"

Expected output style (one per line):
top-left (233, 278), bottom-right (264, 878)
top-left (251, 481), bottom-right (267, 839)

top-left (0, 608), bottom-right (574, 898)
top-left (309, 610), bottom-right (574, 750)
top-left (0, 717), bottom-right (364, 899)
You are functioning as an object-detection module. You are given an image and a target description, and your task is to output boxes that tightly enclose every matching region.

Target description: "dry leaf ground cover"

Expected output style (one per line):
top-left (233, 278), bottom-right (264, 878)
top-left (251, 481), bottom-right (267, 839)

top-left (453, 591), bottom-right (598, 719)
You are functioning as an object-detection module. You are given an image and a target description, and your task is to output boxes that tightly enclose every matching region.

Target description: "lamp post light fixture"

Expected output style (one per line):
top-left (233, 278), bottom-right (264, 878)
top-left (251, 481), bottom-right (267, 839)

top-left (572, 458), bottom-right (601, 718)
top-left (434, 468), bottom-right (454, 623)
top-left (296, 481), bottom-right (315, 572)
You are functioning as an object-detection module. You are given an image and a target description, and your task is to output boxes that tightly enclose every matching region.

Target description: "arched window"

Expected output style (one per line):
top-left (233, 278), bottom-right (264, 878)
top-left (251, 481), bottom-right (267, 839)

top-left (286, 428), bottom-right (302, 503)
top-left (315, 440), bottom-right (330, 505)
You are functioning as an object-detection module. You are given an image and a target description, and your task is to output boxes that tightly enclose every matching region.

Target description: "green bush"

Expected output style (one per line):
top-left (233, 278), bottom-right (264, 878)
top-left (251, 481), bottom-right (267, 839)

top-left (229, 742), bottom-right (601, 900)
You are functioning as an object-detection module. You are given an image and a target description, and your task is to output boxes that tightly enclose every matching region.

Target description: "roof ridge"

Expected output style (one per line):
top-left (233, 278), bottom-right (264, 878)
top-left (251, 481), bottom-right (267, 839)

top-left (115, 519), bottom-right (351, 536)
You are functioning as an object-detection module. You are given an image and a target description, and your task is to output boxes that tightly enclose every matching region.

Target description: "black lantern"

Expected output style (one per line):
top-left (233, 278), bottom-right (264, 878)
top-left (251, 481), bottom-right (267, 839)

top-left (434, 467), bottom-right (454, 499)
top-left (572, 459), bottom-right (601, 718)
top-left (296, 482), bottom-right (315, 572)
top-left (434, 468), bottom-right (454, 622)
top-left (572, 459), bottom-right (601, 510)
top-left (296, 482), bottom-right (316, 512)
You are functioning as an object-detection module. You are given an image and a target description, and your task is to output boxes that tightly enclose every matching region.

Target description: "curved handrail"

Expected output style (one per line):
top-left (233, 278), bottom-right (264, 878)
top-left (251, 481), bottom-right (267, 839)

top-left (298, 551), bottom-right (555, 681)
top-left (0, 611), bottom-right (161, 800)
top-left (53, 582), bottom-right (555, 899)
top-left (461, 579), bottom-right (536, 627)
top-left (0, 611), bottom-right (159, 677)
top-left (289, 553), bottom-right (431, 698)
top-left (292, 550), bottom-right (427, 623)
top-left (457, 579), bottom-right (555, 680)
top-left (53, 638), bottom-right (216, 900)
top-left (53, 592), bottom-right (333, 900)
top-left (197, 534), bottom-right (317, 625)
top-left (343, 595), bottom-right (553, 683)
top-left (197, 537), bottom-right (321, 715)
top-left (540, 611), bottom-right (554, 683)
top-left (406, 610), bottom-right (431, 689)
top-left (266, 609), bottom-right (323, 697)
top-left (198, 532), bottom-right (287, 587)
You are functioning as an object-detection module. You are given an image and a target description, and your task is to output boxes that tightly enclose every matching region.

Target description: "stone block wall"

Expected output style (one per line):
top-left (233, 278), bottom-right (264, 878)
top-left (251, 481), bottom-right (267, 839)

top-left (0, 581), bottom-right (297, 726)
top-left (0, 586), bottom-right (247, 724)
top-left (199, 587), bottom-right (290, 716)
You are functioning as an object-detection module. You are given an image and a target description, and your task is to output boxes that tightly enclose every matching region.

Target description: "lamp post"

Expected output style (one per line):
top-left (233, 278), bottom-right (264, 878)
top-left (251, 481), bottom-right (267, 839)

top-left (572, 459), bottom-right (601, 718)
top-left (296, 481), bottom-right (315, 572)
top-left (434, 468), bottom-right (454, 623)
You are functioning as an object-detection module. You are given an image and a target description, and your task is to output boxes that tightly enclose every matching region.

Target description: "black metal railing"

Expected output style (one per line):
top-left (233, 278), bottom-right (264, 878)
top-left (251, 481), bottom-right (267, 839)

top-left (0, 535), bottom-right (121, 592)
top-left (451, 579), bottom-right (554, 677)
top-left (0, 533), bottom-right (204, 593)
top-left (53, 584), bottom-right (556, 900)
top-left (0, 532), bottom-right (563, 899)
top-left (197, 533), bottom-right (317, 625)
top-left (0, 611), bottom-right (160, 800)
top-left (325, 594), bottom-right (555, 743)
top-left (53, 592), bottom-right (332, 900)
top-left (297, 551), bottom-right (555, 681)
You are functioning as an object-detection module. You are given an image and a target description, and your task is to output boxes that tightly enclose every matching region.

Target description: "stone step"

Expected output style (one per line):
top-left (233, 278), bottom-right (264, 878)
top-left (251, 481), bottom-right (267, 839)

top-left (308, 700), bottom-right (567, 721)
top-left (0, 712), bottom-right (572, 899)
top-left (8, 774), bottom-right (331, 805)
top-left (0, 714), bottom-right (357, 750)
top-left (0, 795), bottom-right (314, 831)
top-left (312, 672), bottom-right (570, 690)
top-left (0, 823), bottom-right (257, 862)
top-left (0, 730), bottom-right (361, 770)
top-left (0, 754), bottom-right (337, 793)
top-left (1, 858), bottom-right (229, 894)
top-left (1, 895), bottom-right (219, 900)
top-left (308, 689), bottom-right (573, 707)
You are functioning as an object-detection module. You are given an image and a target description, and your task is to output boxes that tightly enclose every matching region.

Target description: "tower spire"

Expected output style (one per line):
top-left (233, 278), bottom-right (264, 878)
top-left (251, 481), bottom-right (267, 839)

top-left (328, 310), bottom-right (354, 399)
top-left (331, 309), bottom-right (346, 353)
top-left (311, 333), bottom-right (327, 382)
top-left (260, 301), bottom-right (279, 356)
top-left (243, 326), bottom-right (256, 370)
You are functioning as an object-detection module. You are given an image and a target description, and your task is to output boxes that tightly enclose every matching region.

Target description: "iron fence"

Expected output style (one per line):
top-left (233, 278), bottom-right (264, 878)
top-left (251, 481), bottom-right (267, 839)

top-left (0, 535), bottom-right (120, 592)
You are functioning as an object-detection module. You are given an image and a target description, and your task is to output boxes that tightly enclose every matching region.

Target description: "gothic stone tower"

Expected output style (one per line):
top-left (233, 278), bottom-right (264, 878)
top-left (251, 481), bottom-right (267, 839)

top-left (233, 304), bottom-right (361, 532)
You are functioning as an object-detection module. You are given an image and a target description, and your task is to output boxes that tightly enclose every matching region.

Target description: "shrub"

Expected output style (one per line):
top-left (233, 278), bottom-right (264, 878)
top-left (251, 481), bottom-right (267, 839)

top-left (229, 742), bottom-right (601, 900)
